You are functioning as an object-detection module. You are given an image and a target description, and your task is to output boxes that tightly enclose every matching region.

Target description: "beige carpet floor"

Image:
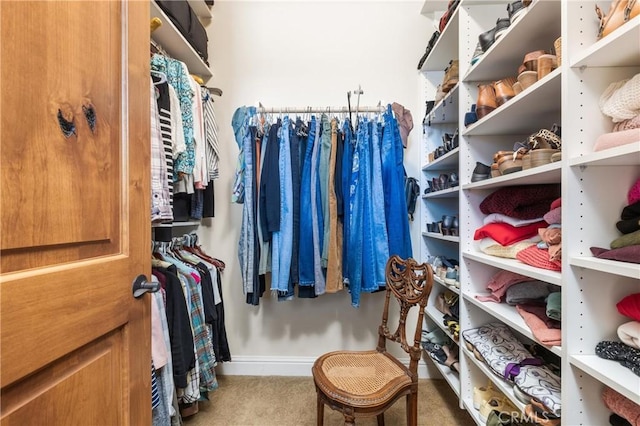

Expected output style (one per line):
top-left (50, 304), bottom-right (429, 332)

top-left (183, 375), bottom-right (475, 426)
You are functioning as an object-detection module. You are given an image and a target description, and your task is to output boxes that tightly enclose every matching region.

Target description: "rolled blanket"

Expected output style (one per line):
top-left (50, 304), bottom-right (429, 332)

top-left (618, 293), bottom-right (640, 321)
top-left (516, 304), bottom-right (562, 346)
top-left (538, 226), bottom-right (561, 245)
top-left (480, 240), bottom-right (538, 259)
top-left (479, 184), bottom-right (562, 220)
top-left (618, 321), bottom-right (640, 349)
top-left (506, 281), bottom-right (552, 306)
top-left (546, 292), bottom-right (561, 321)
top-left (474, 221), bottom-right (548, 246)
top-left (516, 245), bottom-right (562, 271)
top-left (595, 341), bottom-right (640, 377)
top-left (622, 201), bottom-right (640, 220)
top-left (602, 386), bottom-right (640, 426)
top-left (543, 207), bottom-right (561, 225)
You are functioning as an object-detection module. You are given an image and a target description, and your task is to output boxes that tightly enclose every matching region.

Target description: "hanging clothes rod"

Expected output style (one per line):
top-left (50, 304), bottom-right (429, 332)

top-left (257, 104), bottom-right (385, 114)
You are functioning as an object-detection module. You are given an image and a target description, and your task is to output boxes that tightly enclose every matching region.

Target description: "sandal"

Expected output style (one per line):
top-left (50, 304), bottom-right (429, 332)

top-left (442, 344), bottom-right (460, 373)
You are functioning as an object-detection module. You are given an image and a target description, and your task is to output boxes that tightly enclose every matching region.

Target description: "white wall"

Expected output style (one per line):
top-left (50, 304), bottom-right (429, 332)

top-left (200, 0), bottom-right (435, 376)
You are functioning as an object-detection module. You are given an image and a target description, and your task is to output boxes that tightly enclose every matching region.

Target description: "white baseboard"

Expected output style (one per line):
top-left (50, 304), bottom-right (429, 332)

top-left (216, 355), bottom-right (435, 378)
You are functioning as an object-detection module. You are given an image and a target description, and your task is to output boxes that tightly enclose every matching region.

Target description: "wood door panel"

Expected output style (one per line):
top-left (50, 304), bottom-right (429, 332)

top-left (1, 1), bottom-right (122, 268)
top-left (1, 331), bottom-right (124, 426)
top-left (0, 258), bottom-right (132, 388)
top-left (1, 0), bottom-right (150, 424)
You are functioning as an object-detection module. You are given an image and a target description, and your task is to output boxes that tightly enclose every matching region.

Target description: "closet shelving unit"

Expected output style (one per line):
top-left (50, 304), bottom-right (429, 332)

top-left (150, 0), bottom-right (213, 79)
top-left (419, 0), bottom-right (640, 423)
top-left (149, 0), bottom-right (214, 235)
top-left (562, 2), bottom-right (640, 422)
top-left (419, 0), bottom-right (462, 400)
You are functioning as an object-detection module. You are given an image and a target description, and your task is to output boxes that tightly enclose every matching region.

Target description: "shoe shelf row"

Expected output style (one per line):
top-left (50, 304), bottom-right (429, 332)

top-left (422, 232), bottom-right (460, 243)
top-left (420, 3), bottom-right (460, 72)
top-left (426, 85), bottom-right (460, 125)
top-left (150, 0), bottom-right (214, 79)
top-left (462, 68), bottom-right (561, 136)
top-left (422, 147), bottom-right (459, 171)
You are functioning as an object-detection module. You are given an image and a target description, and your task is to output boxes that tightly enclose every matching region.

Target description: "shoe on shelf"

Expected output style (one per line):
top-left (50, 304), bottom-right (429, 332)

top-left (478, 26), bottom-right (497, 52)
top-left (537, 54), bottom-right (558, 80)
top-left (442, 59), bottom-right (459, 92)
top-left (444, 267), bottom-right (457, 286)
top-left (507, 0), bottom-right (527, 25)
top-left (479, 397), bottom-right (519, 423)
top-left (476, 84), bottom-right (498, 119)
top-left (493, 77), bottom-right (517, 106)
top-left (474, 381), bottom-right (504, 410)
top-left (417, 31), bottom-right (441, 69)
top-left (435, 84), bottom-right (446, 104)
top-left (464, 104), bottom-right (478, 127)
top-left (495, 17), bottom-right (511, 40)
top-left (470, 41), bottom-right (484, 65)
top-left (442, 344), bottom-right (460, 373)
top-left (471, 161), bottom-right (492, 182)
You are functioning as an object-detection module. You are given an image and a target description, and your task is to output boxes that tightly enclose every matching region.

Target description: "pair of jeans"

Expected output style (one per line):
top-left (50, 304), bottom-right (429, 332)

top-left (381, 105), bottom-right (412, 260)
top-left (298, 117), bottom-right (317, 287)
top-left (319, 114), bottom-right (332, 267)
top-left (257, 126), bottom-right (271, 275)
top-left (236, 108), bottom-right (258, 300)
top-left (359, 120), bottom-right (388, 294)
top-left (325, 119), bottom-right (343, 293)
top-left (341, 121), bottom-right (354, 287)
top-left (310, 118), bottom-right (326, 295)
top-left (259, 121), bottom-right (281, 241)
top-left (231, 106), bottom-right (255, 203)
top-left (271, 117), bottom-right (293, 293)
top-left (346, 120), bottom-right (363, 306)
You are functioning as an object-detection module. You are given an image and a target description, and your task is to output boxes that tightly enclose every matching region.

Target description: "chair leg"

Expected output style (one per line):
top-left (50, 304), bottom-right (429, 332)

top-left (377, 413), bottom-right (385, 426)
top-left (344, 414), bottom-right (355, 426)
top-left (406, 393), bottom-right (417, 426)
top-left (317, 395), bottom-right (324, 426)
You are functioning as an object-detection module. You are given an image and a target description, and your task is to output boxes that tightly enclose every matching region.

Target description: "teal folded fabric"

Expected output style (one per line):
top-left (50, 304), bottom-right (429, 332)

top-left (546, 292), bottom-right (561, 321)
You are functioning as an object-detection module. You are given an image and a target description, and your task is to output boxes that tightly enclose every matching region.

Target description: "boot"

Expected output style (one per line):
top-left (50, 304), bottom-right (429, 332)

top-left (442, 60), bottom-right (459, 92)
top-left (493, 77), bottom-right (517, 106)
top-left (476, 84), bottom-right (497, 119)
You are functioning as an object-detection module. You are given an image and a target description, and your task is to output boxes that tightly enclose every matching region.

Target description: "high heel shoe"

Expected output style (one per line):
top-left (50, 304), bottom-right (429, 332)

top-left (439, 173), bottom-right (450, 190)
top-left (449, 172), bottom-right (459, 187)
top-left (441, 215), bottom-right (454, 235)
top-left (451, 216), bottom-right (459, 236)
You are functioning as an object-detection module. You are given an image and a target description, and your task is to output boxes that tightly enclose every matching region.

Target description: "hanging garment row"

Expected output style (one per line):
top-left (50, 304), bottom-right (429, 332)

top-left (150, 233), bottom-right (230, 424)
top-left (232, 104), bottom-right (413, 307)
top-left (150, 51), bottom-right (221, 224)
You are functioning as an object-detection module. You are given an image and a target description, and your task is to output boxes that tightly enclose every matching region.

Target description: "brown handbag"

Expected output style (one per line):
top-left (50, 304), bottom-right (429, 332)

top-left (595, 0), bottom-right (640, 39)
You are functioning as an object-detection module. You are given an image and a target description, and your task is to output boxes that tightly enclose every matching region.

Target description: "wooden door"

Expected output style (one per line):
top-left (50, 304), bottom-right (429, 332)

top-left (1, 1), bottom-right (151, 424)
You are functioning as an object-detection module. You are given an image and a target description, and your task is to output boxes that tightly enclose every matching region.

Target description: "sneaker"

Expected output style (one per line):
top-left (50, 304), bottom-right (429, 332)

top-left (507, 0), bottom-right (527, 25)
top-left (470, 42), bottom-right (484, 65)
top-left (495, 17), bottom-right (511, 40)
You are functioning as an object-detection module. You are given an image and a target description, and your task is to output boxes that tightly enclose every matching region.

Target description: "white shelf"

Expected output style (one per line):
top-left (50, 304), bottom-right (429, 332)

top-left (461, 345), bottom-right (527, 414)
top-left (152, 221), bottom-right (201, 228)
top-left (462, 162), bottom-right (561, 189)
top-left (421, 6), bottom-right (459, 71)
top-left (422, 351), bottom-right (462, 397)
top-left (569, 142), bottom-right (640, 168)
top-left (465, 0), bottom-right (562, 82)
top-left (420, 0), bottom-right (449, 15)
top-left (187, 0), bottom-right (213, 20)
top-left (422, 147), bottom-right (460, 171)
top-left (422, 232), bottom-right (460, 243)
top-left (463, 68), bottom-right (561, 136)
top-left (462, 398), bottom-right (484, 426)
top-left (150, 0), bottom-right (213, 79)
top-left (569, 355), bottom-right (640, 405)
top-left (462, 251), bottom-right (562, 286)
top-left (570, 16), bottom-right (640, 68)
top-left (422, 186), bottom-right (459, 199)
top-left (464, 293), bottom-right (562, 356)
top-left (569, 256), bottom-right (640, 280)
top-left (434, 274), bottom-right (461, 294)
top-left (426, 85), bottom-right (459, 125)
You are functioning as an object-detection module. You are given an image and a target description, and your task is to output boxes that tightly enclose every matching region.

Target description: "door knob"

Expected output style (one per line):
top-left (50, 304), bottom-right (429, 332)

top-left (132, 274), bottom-right (159, 298)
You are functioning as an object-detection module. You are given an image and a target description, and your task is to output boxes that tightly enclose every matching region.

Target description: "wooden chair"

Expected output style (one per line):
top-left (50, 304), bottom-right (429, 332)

top-left (312, 255), bottom-right (434, 425)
